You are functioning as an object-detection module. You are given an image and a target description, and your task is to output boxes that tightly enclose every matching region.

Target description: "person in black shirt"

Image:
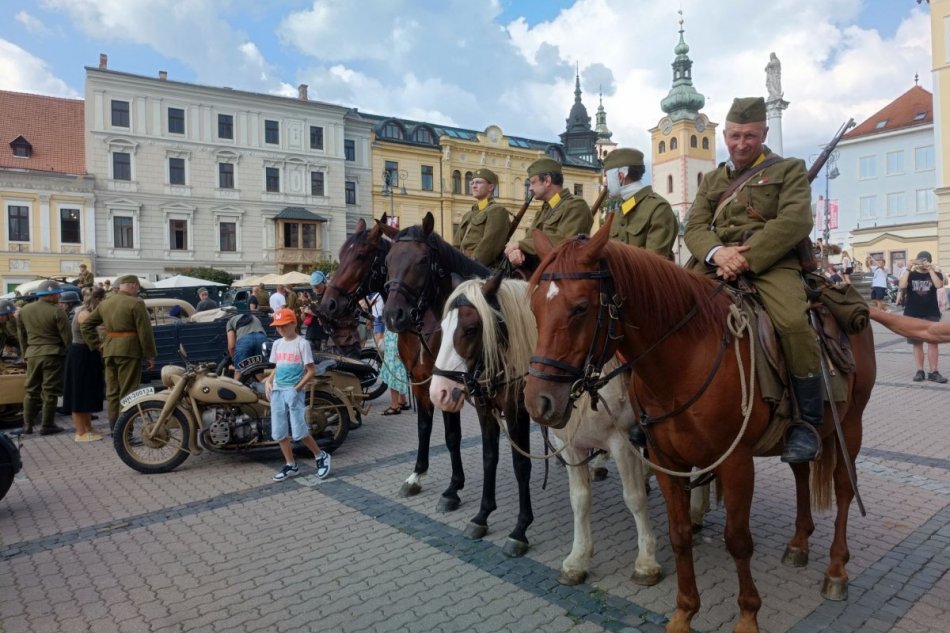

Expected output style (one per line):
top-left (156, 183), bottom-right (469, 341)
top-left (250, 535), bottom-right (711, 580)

top-left (899, 251), bottom-right (946, 383)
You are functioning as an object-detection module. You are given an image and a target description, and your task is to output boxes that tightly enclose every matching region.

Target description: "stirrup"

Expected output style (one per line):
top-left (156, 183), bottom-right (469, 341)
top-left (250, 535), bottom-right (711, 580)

top-left (781, 422), bottom-right (823, 464)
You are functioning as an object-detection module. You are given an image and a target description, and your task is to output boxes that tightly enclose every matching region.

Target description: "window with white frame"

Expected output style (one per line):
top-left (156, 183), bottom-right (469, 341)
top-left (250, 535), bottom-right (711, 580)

top-left (113, 216), bottom-right (134, 248)
top-left (218, 114), bottom-right (234, 140)
top-left (7, 205), bottom-right (30, 242)
top-left (311, 171), bottom-right (325, 196)
top-left (915, 145), bottom-right (934, 171)
top-left (885, 150), bottom-right (904, 175)
top-left (916, 188), bottom-right (936, 213)
top-left (859, 195), bottom-right (877, 219)
top-left (265, 167), bottom-right (280, 192)
top-left (219, 163), bottom-right (235, 189)
top-left (886, 191), bottom-right (905, 216)
top-left (111, 100), bottom-right (129, 127)
top-left (113, 152), bottom-right (132, 180)
top-left (168, 107), bottom-right (185, 134)
top-left (858, 156), bottom-right (876, 179)
top-left (60, 208), bottom-right (81, 244)
top-left (169, 219), bottom-right (188, 250)
top-left (219, 222), bottom-right (237, 252)
top-left (169, 157), bottom-right (186, 185)
top-left (345, 181), bottom-right (356, 204)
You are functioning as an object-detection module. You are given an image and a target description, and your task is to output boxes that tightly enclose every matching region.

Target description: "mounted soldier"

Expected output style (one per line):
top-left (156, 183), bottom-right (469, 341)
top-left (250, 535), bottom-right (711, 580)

top-left (453, 168), bottom-right (511, 268)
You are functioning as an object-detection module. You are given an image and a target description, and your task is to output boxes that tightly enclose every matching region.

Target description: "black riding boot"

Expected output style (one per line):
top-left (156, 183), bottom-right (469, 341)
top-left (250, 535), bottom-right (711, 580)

top-left (629, 422), bottom-right (647, 449)
top-left (782, 375), bottom-right (823, 464)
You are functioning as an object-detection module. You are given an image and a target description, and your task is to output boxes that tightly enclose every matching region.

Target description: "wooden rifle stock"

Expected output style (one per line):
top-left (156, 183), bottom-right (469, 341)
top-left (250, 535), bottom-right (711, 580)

top-left (589, 186), bottom-right (608, 217)
top-left (505, 192), bottom-right (534, 243)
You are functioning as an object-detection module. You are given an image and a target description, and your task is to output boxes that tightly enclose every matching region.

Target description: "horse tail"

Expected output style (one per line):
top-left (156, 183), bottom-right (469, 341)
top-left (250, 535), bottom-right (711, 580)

top-left (809, 433), bottom-right (837, 511)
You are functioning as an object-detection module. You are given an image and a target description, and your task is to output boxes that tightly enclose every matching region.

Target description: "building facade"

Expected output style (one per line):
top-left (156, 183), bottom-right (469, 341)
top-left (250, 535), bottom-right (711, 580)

top-left (0, 90), bottom-right (95, 293)
top-left (928, 0), bottom-right (950, 266)
top-left (835, 85), bottom-right (937, 272)
top-left (85, 57), bottom-right (372, 280)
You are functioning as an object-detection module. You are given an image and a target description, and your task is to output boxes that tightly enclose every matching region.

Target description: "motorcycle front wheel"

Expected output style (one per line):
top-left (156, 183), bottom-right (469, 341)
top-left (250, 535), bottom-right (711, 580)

top-left (114, 401), bottom-right (191, 474)
top-left (359, 347), bottom-right (388, 401)
top-left (305, 390), bottom-right (349, 454)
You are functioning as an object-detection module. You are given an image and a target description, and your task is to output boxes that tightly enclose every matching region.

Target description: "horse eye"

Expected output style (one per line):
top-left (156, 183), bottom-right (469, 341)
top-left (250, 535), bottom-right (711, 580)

top-left (571, 302), bottom-right (589, 318)
top-left (463, 326), bottom-right (478, 338)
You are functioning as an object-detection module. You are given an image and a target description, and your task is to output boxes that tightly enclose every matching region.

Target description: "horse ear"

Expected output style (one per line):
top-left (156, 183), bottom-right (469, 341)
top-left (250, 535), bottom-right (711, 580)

top-left (378, 213), bottom-right (388, 226)
top-left (422, 212), bottom-right (435, 237)
top-left (450, 273), bottom-right (466, 289)
top-left (482, 268), bottom-right (504, 300)
top-left (533, 228), bottom-right (555, 260)
top-left (355, 218), bottom-right (367, 234)
top-left (579, 213), bottom-right (613, 264)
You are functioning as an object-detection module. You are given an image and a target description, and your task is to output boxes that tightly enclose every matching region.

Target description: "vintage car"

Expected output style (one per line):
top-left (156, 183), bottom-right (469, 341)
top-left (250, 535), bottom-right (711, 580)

top-left (0, 360), bottom-right (26, 429)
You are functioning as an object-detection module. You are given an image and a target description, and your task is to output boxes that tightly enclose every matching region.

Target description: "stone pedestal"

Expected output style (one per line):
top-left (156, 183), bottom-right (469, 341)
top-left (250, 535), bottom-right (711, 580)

top-left (766, 98), bottom-right (789, 155)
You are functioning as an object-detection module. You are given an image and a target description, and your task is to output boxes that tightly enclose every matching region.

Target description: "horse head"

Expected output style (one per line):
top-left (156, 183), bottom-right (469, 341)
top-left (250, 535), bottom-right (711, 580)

top-left (321, 216), bottom-right (389, 320)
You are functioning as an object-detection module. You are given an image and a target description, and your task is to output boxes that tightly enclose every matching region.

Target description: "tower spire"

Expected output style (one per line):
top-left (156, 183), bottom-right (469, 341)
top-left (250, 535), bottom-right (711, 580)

top-left (660, 10), bottom-right (705, 121)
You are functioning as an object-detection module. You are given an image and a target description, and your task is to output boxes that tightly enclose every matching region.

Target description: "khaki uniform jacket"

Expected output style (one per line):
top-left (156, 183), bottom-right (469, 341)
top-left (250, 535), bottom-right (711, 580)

top-left (1, 319), bottom-right (19, 351)
top-left (684, 150), bottom-right (812, 275)
top-left (17, 300), bottom-right (71, 359)
top-left (253, 289), bottom-right (270, 307)
top-left (608, 185), bottom-right (678, 259)
top-left (78, 269), bottom-right (94, 288)
top-left (519, 188), bottom-right (592, 258)
top-left (454, 200), bottom-right (511, 266)
top-left (286, 290), bottom-right (299, 313)
top-left (81, 292), bottom-right (157, 359)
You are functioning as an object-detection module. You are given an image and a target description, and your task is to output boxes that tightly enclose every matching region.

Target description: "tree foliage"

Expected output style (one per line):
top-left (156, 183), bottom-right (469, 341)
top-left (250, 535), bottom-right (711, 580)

top-left (184, 266), bottom-right (234, 286)
top-left (309, 258), bottom-right (339, 277)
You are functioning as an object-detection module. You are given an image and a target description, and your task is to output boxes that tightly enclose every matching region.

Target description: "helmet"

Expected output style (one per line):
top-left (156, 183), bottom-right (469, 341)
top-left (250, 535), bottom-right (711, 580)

top-left (0, 300), bottom-right (15, 315)
top-left (59, 291), bottom-right (81, 304)
top-left (270, 308), bottom-right (297, 326)
top-left (33, 280), bottom-right (64, 296)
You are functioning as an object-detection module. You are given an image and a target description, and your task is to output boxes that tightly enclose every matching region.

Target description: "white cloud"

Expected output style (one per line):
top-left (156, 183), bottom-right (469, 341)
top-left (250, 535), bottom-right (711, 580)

top-left (0, 39), bottom-right (79, 97)
top-left (15, 11), bottom-right (50, 36)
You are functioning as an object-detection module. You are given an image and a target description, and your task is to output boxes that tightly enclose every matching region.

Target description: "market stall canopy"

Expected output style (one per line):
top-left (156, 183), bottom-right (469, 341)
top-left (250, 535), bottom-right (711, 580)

top-left (154, 275), bottom-right (227, 288)
top-left (274, 271), bottom-right (312, 286)
top-left (231, 275), bottom-right (263, 288)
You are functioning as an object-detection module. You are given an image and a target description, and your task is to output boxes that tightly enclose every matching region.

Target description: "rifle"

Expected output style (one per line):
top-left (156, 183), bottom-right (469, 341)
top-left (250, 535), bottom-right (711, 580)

top-left (504, 192), bottom-right (535, 243)
top-left (589, 186), bottom-right (609, 217)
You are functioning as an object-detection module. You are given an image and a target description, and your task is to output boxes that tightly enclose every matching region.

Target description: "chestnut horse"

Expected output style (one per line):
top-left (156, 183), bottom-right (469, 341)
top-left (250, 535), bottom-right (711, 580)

top-left (429, 274), bottom-right (662, 585)
top-left (522, 218), bottom-right (875, 633)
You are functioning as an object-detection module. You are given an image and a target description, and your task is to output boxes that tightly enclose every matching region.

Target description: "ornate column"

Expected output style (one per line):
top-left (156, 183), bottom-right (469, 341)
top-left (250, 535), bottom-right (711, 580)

top-left (765, 52), bottom-right (789, 156)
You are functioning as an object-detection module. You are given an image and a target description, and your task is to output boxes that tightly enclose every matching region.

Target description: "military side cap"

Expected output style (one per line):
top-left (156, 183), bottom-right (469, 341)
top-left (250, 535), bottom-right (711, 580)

top-left (33, 280), bottom-right (64, 296)
top-left (603, 148), bottom-right (644, 170)
top-left (472, 168), bottom-right (499, 187)
top-left (116, 274), bottom-right (140, 285)
top-left (527, 157), bottom-right (562, 177)
top-left (726, 97), bottom-right (767, 124)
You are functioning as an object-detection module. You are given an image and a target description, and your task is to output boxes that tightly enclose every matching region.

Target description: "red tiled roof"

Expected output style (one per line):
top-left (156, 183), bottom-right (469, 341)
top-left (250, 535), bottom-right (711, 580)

top-left (844, 85), bottom-right (933, 140)
top-left (0, 90), bottom-right (85, 175)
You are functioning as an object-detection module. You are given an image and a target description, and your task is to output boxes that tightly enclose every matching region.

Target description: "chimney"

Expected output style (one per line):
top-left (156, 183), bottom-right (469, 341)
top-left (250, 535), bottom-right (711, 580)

top-left (159, 70), bottom-right (167, 80)
top-left (99, 53), bottom-right (108, 69)
top-left (298, 84), bottom-right (308, 101)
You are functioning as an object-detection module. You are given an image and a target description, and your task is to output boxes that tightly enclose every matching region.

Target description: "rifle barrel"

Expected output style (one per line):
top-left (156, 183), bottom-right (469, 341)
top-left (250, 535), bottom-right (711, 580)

top-left (505, 193), bottom-right (535, 243)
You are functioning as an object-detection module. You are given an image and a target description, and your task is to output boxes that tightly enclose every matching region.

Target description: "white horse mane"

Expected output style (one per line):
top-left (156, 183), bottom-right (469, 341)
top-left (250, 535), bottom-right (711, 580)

top-left (443, 278), bottom-right (537, 394)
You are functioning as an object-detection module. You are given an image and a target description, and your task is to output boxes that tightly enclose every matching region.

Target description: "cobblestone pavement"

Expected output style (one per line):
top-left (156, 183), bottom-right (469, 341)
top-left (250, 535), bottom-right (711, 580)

top-left (2, 319), bottom-right (948, 633)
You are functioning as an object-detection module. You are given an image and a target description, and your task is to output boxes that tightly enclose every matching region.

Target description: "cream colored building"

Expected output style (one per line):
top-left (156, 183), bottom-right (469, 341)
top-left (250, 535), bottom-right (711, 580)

top-left (929, 0), bottom-right (950, 264)
top-left (0, 91), bottom-right (95, 293)
top-left (85, 56), bottom-right (372, 280)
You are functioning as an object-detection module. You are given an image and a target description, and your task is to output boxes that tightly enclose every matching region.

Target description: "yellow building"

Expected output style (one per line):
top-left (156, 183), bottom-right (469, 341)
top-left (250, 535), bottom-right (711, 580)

top-left (1, 91), bottom-right (95, 293)
top-left (363, 102), bottom-right (602, 245)
top-left (929, 0), bottom-right (950, 264)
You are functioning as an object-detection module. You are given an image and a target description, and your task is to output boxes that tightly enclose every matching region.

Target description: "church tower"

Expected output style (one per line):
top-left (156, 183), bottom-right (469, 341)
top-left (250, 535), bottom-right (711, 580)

top-left (593, 90), bottom-right (617, 162)
top-left (650, 14), bottom-right (717, 225)
top-left (560, 67), bottom-right (599, 165)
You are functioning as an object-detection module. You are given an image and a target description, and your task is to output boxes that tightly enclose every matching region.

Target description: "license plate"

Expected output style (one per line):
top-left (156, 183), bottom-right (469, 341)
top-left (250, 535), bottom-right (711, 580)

top-left (120, 386), bottom-right (155, 407)
top-left (236, 354), bottom-right (265, 370)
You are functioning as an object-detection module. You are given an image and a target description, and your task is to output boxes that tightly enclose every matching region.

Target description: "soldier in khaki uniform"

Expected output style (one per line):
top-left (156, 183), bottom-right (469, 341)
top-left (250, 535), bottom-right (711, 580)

top-left (17, 281), bottom-right (72, 434)
top-left (253, 283), bottom-right (270, 310)
top-left (505, 157), bottom-right (592, 273)
top-left (0, 300), bottom-right (19, 356)
top-left (684, 97), bottom-right (821, 463)
top-left (81, 274), bottom-right (157, 430)
top-left (453, 168), bottom-right (511, 267)
top-left (77, 263), bottom-right (94, 290)
top-left (602, 148), bottom-right (678, 259)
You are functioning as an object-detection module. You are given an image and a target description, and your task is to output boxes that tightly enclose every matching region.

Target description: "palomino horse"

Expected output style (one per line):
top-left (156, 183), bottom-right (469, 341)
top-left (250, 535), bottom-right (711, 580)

top-left (384, 213), bottom-right (534, 555)
top-left (321, 216), bottom-right (469, 507)
top-left (522, 218), bottom-right (875, 633)
top-left (429, 274), bottom-right (662, 585)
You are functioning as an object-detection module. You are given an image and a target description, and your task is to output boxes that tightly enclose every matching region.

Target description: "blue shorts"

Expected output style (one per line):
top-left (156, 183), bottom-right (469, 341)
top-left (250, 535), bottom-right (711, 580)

top-left (373, 317), bottom-right (385, 334)
top-left (870, 287), bottom-right (886, 300)
top-left (234, 332), bottom-right (267, 367)
top-left (270, 388), bottom-right (308, 442)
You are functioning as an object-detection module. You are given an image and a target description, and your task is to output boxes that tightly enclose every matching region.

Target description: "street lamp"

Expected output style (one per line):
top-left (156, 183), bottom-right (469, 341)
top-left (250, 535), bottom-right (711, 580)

top-left (382, 169), bottom-right (408, 221)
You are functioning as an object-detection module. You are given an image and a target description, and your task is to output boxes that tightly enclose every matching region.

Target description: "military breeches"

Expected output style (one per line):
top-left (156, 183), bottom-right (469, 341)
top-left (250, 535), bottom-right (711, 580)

top-left (23, 355), bottom-right (64, 428)
top-left (752, 262), bottom-right (820, 377)
top-left (104, 356), bottom-right (143, 418)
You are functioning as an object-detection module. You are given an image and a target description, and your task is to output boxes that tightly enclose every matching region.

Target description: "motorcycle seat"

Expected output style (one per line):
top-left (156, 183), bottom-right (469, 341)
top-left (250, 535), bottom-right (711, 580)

top-left (314, 359), bottom-right (337, 376)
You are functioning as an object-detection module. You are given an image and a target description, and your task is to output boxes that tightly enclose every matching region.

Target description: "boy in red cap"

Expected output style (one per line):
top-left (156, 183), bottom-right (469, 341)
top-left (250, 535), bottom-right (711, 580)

top-left (265, 308), bottom-right (331, 480)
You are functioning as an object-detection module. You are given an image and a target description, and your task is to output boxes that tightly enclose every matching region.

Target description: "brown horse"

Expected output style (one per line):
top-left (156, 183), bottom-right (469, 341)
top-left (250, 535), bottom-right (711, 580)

top-left (522, 218), bottom-right (875, 633)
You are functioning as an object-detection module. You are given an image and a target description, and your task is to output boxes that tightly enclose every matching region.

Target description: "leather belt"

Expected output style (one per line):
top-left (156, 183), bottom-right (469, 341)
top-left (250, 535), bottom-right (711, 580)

top-left (105, 331), bottom-right (136, 337)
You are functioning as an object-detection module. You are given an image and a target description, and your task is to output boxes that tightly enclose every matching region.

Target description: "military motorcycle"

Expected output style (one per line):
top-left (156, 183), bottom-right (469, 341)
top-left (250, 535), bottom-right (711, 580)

top-left (113, 348), bottom-right (368, 474)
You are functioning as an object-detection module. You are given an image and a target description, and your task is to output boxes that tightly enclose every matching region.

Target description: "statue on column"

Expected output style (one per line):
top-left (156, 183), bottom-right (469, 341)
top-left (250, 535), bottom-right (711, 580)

top-left (765, 52), bottom-right (783, 101)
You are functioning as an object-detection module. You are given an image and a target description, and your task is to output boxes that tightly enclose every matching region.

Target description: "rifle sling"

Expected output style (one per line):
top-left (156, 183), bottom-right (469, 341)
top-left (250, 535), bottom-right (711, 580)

top-left (708, 155), bottom-right (784, 230)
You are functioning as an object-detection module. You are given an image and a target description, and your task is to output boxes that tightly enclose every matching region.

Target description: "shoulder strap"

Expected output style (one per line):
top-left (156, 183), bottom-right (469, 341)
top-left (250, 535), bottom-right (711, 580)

top-left (709, 155), bottom-right (784, 229)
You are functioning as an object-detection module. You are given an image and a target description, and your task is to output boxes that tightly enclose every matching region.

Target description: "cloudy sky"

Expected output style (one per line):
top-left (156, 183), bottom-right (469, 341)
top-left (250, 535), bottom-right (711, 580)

top-left (0, 0), bottom-right (933, 172)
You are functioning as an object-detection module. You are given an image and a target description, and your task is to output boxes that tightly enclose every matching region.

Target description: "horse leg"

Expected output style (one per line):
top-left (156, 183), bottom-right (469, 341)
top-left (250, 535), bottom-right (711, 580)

top-left (613, 441), bottom-right (661, 586)
top-left (823, 411), bottom-right (862, 601)
top-left (590, 450), bottom-right (609, 481)
top-left (782, 462), bottom-right (814, 567)
top-left (655, 472), bottom-right (700, 633)
top-left (718, 457), bottom-right (762, 633)
top-left (502, 406), bottom-right (533, 558)
top-left (436, 409), bottom-right (465, 512)
top-left (401, 405), bottom-right (432, 497)
top-left (558, 440), bottom-right (593, 585)
top-left (464, 409), bottom-right (498, 539)
top-left (690, 480), bottom-right (710, 533)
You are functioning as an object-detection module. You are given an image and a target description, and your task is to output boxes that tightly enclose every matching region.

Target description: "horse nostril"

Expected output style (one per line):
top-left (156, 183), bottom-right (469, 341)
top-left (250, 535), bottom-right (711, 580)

top-left (451, 387), bottom-right (464, 403)
top-left (326, 298), bottom-right (336, 313)
top-left (538, 394), bottom-right (554, 419)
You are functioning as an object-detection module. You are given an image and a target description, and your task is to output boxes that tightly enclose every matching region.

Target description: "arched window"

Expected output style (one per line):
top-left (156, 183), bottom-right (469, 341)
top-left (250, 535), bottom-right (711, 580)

top-left (412, 127), bottom-right (434, 144)
top-left (452, 170), bottom-right (461, 194)
top-left (658, 140), bottom-right (666, 154)
top-left (464, 171), bottom-right (473, 195)
top-left (381, 123), bottom-right (404, 139)
top-left (667, 174), bottom-right (674, 194)
top-left (702, 137), bottom-right (709, 150)
top-left (690, 135), bottom-right (698, 148)
top-left (670, 137), bottom-right (678, 150)
top-left (697, 172), bottom-right (703, 186)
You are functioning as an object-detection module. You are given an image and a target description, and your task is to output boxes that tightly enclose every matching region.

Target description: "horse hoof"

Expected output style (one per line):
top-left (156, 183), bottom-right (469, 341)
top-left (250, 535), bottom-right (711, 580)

top-left (782, 546), bottom-right (809, 568)
top-left (821, 575), bottom-right (848, 601)
top-left (592, 467), bottom-right (608, 482)
top-left (463, 522), bottom-right (488, 540)
top-left (631, 569), bottom-right (662, 587)
top-left (437, 496), bottom-right (460, 512)
top-left (399, 482), bottom-right (422, 498)
top-left (557, 570), bottom-right (587, 586)
top-left (502, 538), bottom-right (529, 558)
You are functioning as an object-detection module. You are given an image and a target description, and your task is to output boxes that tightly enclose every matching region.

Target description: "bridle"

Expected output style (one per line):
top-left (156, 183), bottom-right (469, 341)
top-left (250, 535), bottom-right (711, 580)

top-left (325, 236), bottom-right (388, 324)
top-left (384, 233), bottom-right (448, 335)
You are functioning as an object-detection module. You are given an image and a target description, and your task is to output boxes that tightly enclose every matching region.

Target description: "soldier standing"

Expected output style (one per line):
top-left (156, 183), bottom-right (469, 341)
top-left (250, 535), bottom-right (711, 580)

top-left (453, 168), bottom-right (511, 267)
top-left (81, 274), bottom-right (156, 430)
top-left (505, 157), bottom-right (592, 273)
top-left (77, 263), bottom-right (94, 290)
top-left (602, 148), bottom-right (678, 259)
top-left (17, 281), bottom-right (72, 434)
top-left (0, 300), bottom-right (19, 357)
top-left (683, 97), bottom-right (821, 463)
top-left (253, 283), bottom-right (270, 311)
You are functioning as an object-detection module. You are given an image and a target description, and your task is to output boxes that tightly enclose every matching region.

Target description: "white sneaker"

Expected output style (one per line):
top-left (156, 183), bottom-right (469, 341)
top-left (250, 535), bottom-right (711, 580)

top-left (273, 463), bottom-right (299, 481)
top-left (315, 452), bottom-right (331, 479)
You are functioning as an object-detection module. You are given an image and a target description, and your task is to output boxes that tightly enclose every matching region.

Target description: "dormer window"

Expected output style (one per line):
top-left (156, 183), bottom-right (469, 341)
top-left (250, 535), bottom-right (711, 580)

top-left (10, 135), bottom-right (32, 158)
top-left (913, 111), bottom-right (927, 121)
top-left (874, 120), bottom-right (888, 129)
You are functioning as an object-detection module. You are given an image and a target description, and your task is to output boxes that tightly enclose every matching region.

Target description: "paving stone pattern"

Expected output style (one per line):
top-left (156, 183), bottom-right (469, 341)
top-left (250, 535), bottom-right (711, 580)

top-left (1, 319), bottom-right (948, 633)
